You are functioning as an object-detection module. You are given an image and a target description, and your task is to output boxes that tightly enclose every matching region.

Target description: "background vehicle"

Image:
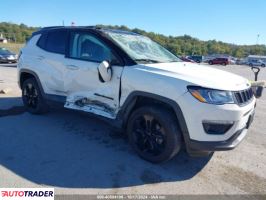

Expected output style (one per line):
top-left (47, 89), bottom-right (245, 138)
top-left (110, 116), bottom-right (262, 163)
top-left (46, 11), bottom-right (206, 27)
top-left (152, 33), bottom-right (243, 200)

top-left (248, 59), bottom-right (266, 67)
top-left (180, 56), bottom-right (195, 63)
top-left (229, 57), bottom-right (237, 65)
top-left (236, 58), bottom-right (248, 65)
top-left (187, 55), bottom-right (204, 63)
top-left (0, 47), bottom-right (17, 63)
top-left (18, 27), bottom-right (256, 163)
top-left (208, 58), bottom-right (229, 66)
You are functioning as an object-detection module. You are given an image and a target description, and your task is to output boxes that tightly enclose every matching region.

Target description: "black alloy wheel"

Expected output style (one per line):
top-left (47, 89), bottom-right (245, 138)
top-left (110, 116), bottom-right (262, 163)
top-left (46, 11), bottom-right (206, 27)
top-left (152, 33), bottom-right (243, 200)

top-left (23, 82), bottom-right (38, 109)
top-left (127, 107), bottom-right (182, 163)
top-left (22, 78), bottom-right (49, 114)
top-left (132, 114), bottom-right (166, 157)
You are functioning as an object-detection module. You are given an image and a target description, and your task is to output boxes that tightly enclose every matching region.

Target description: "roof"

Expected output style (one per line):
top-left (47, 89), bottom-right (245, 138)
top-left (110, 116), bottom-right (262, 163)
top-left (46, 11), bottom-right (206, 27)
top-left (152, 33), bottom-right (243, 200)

top-left (248, 55), bottom-right (266, 58)
top-left (99, 28), bottom-right (140, 36)
top-left (33, 26), bottom-right (140, 36)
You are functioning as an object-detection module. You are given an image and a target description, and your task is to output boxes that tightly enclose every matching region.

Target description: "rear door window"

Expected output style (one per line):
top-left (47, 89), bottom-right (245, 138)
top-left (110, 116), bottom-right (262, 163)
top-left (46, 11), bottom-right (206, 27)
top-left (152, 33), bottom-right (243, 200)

top-left (37, 30), bottom-right (68, 54)
top-left (46, 30), bottom-right (68, 54)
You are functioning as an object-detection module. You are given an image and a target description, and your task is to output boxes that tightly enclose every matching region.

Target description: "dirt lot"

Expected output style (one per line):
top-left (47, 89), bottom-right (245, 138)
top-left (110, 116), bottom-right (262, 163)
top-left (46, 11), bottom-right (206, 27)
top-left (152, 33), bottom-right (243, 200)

top-left (0, 64), bottom-right (265, 196)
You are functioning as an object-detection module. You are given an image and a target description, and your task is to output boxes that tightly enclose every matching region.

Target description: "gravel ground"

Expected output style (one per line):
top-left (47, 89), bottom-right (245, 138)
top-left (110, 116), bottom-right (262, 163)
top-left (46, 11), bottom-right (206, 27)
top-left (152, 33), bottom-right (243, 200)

top-left (0, 64), bottom-right (265, 197)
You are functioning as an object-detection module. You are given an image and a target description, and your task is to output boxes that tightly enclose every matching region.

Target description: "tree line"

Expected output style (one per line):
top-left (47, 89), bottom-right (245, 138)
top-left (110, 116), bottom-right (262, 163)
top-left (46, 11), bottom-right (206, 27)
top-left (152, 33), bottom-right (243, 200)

top-left (0, 22), bottom-right (37, 43)
top-left (1, 22), bottom-right (265, 58)
top-left (98, 25), bottom-right (266, 58)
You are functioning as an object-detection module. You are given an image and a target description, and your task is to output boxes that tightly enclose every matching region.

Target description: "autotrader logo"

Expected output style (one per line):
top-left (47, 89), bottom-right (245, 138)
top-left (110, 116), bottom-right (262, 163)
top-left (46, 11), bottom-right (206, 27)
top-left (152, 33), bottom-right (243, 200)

top-left (0, 188), bottom-right (54, 200)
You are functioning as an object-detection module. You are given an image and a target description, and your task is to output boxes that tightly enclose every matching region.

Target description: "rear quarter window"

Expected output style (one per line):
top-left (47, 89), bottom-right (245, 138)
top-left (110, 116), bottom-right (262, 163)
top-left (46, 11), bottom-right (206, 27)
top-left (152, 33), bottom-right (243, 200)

top-left (37, 33), bottom-right (47, 49)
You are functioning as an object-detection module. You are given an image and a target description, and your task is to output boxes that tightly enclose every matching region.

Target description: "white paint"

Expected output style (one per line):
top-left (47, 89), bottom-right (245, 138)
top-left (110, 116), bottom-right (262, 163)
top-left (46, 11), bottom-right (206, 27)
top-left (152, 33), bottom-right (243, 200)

top-left (18, 34), bottom-right (256, 143)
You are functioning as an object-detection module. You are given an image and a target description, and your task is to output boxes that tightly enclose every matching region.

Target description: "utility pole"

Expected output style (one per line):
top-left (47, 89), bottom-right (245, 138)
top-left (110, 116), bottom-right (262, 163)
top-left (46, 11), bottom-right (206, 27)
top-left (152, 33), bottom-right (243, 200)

top-left (256, 34), bottom-right (260, 45)
top-left (256, 34), bottom-right (260, 55)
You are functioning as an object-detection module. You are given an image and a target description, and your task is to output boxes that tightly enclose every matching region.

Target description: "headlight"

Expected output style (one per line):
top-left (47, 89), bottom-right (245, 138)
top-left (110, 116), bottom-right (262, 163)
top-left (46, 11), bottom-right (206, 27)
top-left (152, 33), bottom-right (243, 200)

top-left (188, 86), bottom-right (235, 105)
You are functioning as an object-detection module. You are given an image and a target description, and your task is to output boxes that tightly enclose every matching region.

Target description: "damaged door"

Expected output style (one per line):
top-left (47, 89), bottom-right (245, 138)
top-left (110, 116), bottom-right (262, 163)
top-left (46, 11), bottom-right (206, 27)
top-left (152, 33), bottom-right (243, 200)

top-left (64, 31), bottom-right (124, 119)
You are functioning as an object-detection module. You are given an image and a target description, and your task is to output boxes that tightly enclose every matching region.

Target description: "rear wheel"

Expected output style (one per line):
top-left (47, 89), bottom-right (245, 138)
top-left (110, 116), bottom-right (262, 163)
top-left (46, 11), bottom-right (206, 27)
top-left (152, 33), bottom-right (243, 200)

top-left (22, 78), bottom-right (49, 114)
top-left (209, 61), bottom-right (213, 65)
top-left (127, 106), bottom-right (182, 163)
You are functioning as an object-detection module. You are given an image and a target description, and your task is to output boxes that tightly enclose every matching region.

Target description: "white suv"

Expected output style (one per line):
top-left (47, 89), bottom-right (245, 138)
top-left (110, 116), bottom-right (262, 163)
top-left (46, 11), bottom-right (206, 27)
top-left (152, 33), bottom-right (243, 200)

top-left (18, 27), bottom-right (256, 163)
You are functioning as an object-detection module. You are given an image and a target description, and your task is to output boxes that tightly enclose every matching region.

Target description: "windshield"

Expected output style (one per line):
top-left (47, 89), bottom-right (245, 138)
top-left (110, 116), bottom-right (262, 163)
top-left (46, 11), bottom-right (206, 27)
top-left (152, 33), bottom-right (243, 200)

top-left (106, 31), bottom-right (181, 63)
top-left (0, 48), bottom-right (12, 55)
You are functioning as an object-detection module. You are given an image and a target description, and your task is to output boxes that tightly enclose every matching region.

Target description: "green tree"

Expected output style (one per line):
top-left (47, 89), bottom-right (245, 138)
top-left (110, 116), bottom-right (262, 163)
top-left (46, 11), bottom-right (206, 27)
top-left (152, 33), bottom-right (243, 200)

top-left (1, 22), bottom-right (266, 58)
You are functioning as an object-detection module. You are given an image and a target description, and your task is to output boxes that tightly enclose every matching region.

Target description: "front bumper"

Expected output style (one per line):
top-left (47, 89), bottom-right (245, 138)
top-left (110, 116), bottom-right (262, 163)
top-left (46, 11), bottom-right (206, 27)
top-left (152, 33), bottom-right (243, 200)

top-left (0, 58), bottom-right (17, 63)
top-left (178, 91), bottom-right (256, 154)
top-left (188, 127), bottom-right (248, 151)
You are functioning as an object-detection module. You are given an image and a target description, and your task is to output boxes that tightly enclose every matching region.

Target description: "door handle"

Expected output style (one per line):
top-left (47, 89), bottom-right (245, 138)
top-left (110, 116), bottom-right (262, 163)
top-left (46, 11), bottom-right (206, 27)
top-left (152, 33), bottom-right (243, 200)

top-left (66, 65), bottom-right (79, 70)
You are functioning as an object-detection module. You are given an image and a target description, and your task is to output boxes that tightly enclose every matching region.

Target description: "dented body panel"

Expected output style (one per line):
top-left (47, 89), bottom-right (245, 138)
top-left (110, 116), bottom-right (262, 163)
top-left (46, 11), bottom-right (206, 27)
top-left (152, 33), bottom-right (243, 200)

top-left (63, 61), bottom-right (124, 118)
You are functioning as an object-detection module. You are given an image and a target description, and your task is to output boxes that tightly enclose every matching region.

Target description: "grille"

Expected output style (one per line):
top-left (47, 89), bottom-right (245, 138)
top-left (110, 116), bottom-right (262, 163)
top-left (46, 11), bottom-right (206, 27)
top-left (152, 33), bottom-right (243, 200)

top-left (234, 88), bottom-right (254, 105)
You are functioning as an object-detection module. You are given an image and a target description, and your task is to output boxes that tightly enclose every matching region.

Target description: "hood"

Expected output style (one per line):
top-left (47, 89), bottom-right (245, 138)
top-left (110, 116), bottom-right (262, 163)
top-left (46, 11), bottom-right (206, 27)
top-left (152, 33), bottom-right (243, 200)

top-left (0, 53), bottom-right (15, 57)
top-left (139, 62), bottom-right (250, 91)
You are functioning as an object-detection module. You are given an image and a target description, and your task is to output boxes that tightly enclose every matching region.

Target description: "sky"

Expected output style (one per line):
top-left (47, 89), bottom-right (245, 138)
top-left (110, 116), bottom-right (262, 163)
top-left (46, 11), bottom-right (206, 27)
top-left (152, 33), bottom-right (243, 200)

top-left (0, 0), bottom-right (266, 45)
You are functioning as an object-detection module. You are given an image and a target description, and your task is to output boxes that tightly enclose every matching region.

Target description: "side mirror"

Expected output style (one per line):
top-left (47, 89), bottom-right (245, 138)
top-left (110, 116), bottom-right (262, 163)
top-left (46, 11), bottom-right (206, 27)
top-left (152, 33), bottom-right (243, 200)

top-left (251, 85), bottom-right (264, 98)
top-left (98, 61), bottom-right (112, 82)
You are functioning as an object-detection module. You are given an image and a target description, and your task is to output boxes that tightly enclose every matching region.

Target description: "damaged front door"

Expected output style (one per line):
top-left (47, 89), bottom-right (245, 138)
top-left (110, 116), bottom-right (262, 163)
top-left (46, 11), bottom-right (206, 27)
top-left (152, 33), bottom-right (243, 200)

top-left (64, 31), bottom-right (124, 119)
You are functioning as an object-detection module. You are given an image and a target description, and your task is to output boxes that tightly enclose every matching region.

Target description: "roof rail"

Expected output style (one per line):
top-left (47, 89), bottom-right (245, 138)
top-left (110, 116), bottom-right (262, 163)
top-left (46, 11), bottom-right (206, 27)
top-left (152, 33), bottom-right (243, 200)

top-left (84, 26), bottom-right (98, 29)
top-left (40, 26), bottom-right (65, 30)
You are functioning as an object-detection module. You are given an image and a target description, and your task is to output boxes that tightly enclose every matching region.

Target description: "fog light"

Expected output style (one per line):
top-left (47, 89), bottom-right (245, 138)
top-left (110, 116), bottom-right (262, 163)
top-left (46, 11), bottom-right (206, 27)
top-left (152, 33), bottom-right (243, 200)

top-left (203, 121), bottom-right (234, 135)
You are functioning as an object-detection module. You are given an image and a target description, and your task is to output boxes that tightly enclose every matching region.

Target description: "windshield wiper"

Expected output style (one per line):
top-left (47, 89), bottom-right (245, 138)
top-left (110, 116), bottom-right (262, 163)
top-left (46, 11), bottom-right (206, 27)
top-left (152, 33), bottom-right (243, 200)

top-left (134, 59), bottom-right (160, 63)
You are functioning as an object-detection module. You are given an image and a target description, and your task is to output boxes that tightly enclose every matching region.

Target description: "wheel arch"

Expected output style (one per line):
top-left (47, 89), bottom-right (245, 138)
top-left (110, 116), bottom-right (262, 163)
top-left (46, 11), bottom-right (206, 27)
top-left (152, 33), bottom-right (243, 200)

top-left (19, 69), bottom-right (45, 96)
top-left (117, 91), bottom-right (190, 141)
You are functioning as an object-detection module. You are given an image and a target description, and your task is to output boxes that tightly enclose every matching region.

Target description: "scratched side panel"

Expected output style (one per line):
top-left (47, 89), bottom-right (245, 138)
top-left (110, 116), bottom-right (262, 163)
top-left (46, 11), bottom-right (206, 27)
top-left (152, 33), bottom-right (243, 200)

top-left (63, 58), bottom-right (124, 119)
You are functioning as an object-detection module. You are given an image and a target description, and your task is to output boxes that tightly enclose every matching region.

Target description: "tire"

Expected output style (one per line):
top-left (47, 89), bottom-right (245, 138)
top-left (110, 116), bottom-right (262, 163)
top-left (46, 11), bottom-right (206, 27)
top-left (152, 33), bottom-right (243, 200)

top-left (261, 64), bottom-right (265, 67)
top-left (22, 78), bottom-right (49, 114)
top-left (222, 62), bottom-right (226, 66)
top-left (209, 61), bottom-right (213, 65)
top-left (249, 63), bottom-right (253, 67)
top-left (127, 106), bottom-right (182, 163)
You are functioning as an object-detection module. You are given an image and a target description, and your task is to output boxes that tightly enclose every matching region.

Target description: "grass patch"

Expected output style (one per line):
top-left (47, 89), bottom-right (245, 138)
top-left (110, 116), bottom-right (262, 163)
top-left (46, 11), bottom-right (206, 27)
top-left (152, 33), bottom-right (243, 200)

top-left (0, 43), bottom-right (24, 54)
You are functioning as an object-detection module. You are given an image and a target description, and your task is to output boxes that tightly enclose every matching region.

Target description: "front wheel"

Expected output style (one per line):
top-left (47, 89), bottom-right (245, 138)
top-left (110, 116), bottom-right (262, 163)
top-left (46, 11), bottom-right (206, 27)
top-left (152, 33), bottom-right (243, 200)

top-left (22, 78), bottom-right (49, 114)
top-left (261, 64), bottom-right (265, 67)
top-left (127, 106), bottom-right (182, 163)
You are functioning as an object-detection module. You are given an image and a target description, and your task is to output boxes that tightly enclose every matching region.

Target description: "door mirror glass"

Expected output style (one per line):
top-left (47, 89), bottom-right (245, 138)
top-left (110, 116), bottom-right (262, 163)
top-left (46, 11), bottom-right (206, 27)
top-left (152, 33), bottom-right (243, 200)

top-left (98, 61), bottom-right (112, 82)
